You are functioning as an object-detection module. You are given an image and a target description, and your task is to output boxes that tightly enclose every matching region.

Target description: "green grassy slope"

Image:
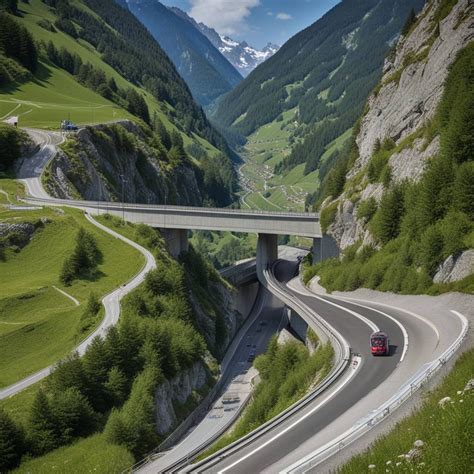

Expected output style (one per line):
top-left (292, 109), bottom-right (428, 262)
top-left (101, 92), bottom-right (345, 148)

top-left (240, 121), bottom-right (351, 212)
top-left (0, 201), bottom-right (143, 387)
top-left (0, 0), bottom-right (222, 158)
top-left (14, 434), bottom-right (134, 474)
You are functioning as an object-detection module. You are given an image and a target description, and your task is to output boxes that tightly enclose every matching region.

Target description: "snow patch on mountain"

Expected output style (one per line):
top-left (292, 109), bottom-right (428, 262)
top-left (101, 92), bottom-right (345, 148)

top-left (171, 7), bottom-right (279, 77)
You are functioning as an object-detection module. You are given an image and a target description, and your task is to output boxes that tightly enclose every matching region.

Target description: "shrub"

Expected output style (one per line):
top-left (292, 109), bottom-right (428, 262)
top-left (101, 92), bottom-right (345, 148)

top-left (357, 197), bottom-right (378, 222)
top-left (320, 202), bottom-right (338, 233)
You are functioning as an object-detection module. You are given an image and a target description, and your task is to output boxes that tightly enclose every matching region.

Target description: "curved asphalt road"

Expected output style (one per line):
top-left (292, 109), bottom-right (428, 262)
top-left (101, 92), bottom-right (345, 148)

top-left (198, 258), bottom-right (458, 473)
top-left (6, 130), bottom-right (465, 473)
top-left (0, 132), bottom-right (157, 399)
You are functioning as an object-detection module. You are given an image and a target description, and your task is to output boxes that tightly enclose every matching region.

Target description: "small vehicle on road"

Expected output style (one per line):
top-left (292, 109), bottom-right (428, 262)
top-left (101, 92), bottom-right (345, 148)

top-left (370, 331), bottom-right (389, 356)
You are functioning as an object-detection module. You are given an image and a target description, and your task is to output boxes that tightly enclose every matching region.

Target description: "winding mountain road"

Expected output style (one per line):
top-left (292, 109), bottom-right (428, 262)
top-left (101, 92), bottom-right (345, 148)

top-left (4, 129), bottom-right (470, 474)
top-left (0, 132), bottom-right (157, 400)
top-left (194, 259), bottom-right (467, 474)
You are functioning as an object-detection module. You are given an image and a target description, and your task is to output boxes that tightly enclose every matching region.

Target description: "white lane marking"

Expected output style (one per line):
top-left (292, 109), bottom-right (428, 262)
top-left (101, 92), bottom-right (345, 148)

top-left (288, 279), bottom-right (379, 333)
top-left (333, 298), bottom-right (409, 363)
top-left (52, 286), bottom-right (80, 306)
top-left (218, 356), bottom-right (363, 474)
top-left (339, 296), bottom-right (440, 345)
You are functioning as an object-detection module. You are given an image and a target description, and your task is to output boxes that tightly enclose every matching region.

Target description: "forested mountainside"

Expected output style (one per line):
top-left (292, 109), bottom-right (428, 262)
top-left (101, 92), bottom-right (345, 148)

top-left (44, 121), bottom-right (237, 207)
top-left (0, 0), bottom-right (237, 205)
top-left (214, 0), bottom-right (424, 194)
top-left (309, 0), bottom-right (474, 294)
top-left (124, 0), bottom-right (242, 107)
top-left (171, 7), bottom-right (280, 77)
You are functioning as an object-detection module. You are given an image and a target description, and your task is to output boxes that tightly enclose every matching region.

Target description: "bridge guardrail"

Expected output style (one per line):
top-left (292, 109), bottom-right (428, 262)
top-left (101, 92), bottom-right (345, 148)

top-left (284, 310), bottom-right (469, 473)
top-left (181, 263), bottom-right (351, 473)
top-left (23, 195), bottom-right (319, 219)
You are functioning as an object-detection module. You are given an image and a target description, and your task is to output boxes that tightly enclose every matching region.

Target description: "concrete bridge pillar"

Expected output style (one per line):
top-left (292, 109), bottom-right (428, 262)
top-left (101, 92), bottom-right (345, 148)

top-left (161, 228), bottom-right (189, 258)
top-left (312, 234), bottom-right (340, 264)
top-left (256, 233), bottom-right (278, 280)
top-left (288, 309), bottom-right (308, 341)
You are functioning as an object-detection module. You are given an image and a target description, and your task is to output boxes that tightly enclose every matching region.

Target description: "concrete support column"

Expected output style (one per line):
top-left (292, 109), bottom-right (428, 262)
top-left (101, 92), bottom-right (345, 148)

top-left (161, 228), bottom-right (189, 258)
top-left (312, 234), bottom-right (340, 264)
top-left (288, 309), bottom-right (308, 341)
top-left (256, 233), bottom-right (278, 280)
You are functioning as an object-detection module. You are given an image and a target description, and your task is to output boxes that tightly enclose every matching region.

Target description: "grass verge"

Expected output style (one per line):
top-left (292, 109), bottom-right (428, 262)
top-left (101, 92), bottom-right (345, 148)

top-left (339, 348), bottom-right (474, 473)
top-left (200, 337), bottom-right (333, 459)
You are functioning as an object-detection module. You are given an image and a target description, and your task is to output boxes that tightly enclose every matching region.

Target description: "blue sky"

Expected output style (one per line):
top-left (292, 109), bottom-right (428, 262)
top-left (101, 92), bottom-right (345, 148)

top-left (160, 0), bottom-right (340, 49)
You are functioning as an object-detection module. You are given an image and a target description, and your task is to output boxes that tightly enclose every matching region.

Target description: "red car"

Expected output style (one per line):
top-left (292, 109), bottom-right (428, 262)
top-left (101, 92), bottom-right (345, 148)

top-left (370, 331), bottom-right (389, 356)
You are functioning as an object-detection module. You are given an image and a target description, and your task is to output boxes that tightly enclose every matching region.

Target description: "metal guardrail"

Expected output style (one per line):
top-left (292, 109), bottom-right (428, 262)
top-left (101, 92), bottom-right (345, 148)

top-left (177, 265), bottom-right (351, 473)
top-left (24, 195), bottom-right (319, 219)
top-left (284, 311), bottom-right (470, 473)
top-left (128, 283), bottom-right (266, 473)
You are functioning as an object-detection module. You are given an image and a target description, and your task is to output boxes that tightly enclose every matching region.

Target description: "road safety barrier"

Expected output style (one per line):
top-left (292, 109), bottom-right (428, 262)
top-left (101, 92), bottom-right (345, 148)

top-left (284, 310), bottom-right (469, 473)
top-left (182, 263), bottom-right (351, 473)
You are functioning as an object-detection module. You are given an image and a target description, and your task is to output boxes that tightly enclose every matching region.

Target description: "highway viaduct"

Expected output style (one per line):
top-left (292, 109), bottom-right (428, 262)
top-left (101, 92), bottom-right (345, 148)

top-left (25, 197), bottom-right (340, 270)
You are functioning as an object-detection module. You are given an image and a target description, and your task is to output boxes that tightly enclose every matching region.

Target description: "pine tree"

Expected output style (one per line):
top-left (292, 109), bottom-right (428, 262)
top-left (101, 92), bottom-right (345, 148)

top-left (51, 388), bottom-right (96, 443)
top-left (420, 225), bottom-right (444, 276)
top-left (0, 408), bottom-right (24, 471)
top-left (48, 353), bottom-right (89, 395)
top-left (82, 336), bottom-right (111, 412)
top-left (154, 118), bottom-right (171, 150)
top-left (105, 367), bottom-right (128, 406)
top-left (454, 161), bottom-right (474, 219)
top-left (28, 390), bottom-right (59, 455)
top-left (371, 185), bottom-right (405, 244)
top-left (416, 155), bottom-right (454, 232)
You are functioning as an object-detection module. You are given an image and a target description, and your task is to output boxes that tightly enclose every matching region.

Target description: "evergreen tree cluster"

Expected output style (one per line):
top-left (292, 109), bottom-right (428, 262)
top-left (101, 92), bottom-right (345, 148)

top-left (214, 0), bottom-right (424, 176)
top-left (3, 234), bottom-right (213, 466)
top-left (40, 0), bottom-right (231, 156)
top-left (44, 41), bottom-right (150, 124)
top-left (60, 228), bottom-right (102, 285)
top-left (0, 12), bottom-right (38, 85)
top-left (312, 43), bottom-right (474, 294)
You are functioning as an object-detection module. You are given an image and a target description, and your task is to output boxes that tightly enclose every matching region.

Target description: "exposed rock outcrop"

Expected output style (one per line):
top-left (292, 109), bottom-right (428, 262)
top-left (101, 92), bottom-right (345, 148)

top-left (0, 220), bottom-right (46, 252)
top-left (45, 121), bottom-right (203, 206)
top-left (355, 0), bottom-right (473, 172)
top-left (433, 250), bottom-right (474, 284)
top-left (189, 280), bottom-right (243, 356)
top-left (155, 362), bottom-right (208, 434)
top-left (327, 0), bottom-right (473, 253)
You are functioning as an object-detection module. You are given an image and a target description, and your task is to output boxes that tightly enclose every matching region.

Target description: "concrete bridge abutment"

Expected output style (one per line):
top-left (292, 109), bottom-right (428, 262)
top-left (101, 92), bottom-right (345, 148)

top-left (160, 228), bottom-right (189, 258)
top-left (312, 234), bottom-right (340, 264)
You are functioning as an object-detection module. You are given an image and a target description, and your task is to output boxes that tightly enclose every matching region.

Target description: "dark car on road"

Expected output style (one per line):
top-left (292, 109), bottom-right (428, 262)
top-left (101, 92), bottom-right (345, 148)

top-left (370, 331), bottom-right (389, 356)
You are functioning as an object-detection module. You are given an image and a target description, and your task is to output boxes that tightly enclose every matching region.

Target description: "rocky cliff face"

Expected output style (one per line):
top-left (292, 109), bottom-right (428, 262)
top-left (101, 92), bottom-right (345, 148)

top-left (354, 0), bottom-right (473, 173)
top-left (45, 121), bottom-right (203, 206)
top-left (326, 0), bottom-right (473, 262)
top-left (155, 361), bottom-right (208, 434)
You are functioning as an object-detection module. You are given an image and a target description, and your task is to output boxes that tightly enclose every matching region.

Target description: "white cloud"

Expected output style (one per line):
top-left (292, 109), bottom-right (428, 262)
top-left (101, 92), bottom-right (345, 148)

top-left (189, 0), bottom-right (260, 35)
top-left (276, 12), bottom-right (292, 20)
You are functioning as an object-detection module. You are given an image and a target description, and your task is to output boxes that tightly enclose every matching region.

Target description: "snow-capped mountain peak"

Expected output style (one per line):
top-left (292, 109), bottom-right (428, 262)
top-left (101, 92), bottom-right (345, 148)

top-left (171, 7), bottom-right (279, 77)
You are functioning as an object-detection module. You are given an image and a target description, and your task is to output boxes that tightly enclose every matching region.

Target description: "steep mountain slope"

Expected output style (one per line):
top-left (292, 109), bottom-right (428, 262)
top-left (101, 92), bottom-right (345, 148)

top-left (311, 0), bottom-right (474, 294)
top-left (213, 0), bottom-right (424, 211)
top-left (124, 0), bottom-right (242, 107)
top-left (1, 0), bottom-right (236, 206)
top-left (171, 7), bottom-right (279, 77)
